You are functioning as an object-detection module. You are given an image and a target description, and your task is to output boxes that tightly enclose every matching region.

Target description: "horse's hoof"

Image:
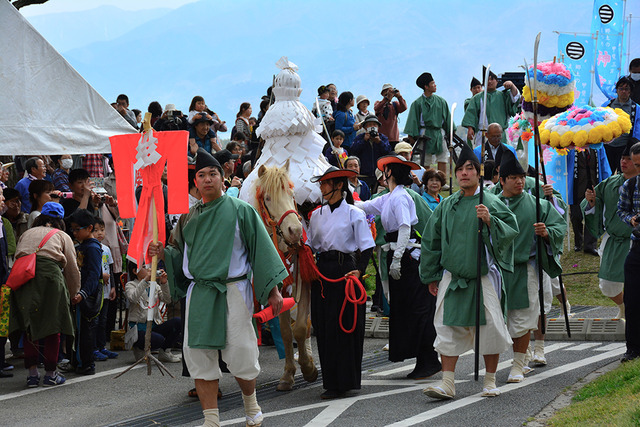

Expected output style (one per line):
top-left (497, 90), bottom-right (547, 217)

top-left (276, 381), bottom-right (293, 392)
top-left (302, 366), bottom-right (318, 383)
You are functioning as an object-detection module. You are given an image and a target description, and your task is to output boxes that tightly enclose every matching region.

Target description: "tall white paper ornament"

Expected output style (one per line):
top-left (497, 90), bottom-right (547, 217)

top-left (240, 57), bottom-right (331, 206)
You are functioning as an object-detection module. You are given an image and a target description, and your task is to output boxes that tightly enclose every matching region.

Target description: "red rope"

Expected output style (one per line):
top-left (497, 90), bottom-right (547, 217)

top-left (307, 257), bottom-right (367, 334)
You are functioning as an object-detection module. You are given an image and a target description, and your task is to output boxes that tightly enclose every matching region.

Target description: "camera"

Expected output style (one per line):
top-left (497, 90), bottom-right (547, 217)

top-left (393, 89), bottom-right (399, 94)
top-left (167, 110), bottom-right (183, 121)
top-left (368, 129), bottom-right (379, 138)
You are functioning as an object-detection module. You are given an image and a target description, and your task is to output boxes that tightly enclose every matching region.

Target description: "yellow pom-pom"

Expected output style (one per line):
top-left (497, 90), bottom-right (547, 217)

top-left (560, 131), bottom-right (574, 148)
top-left (618, 116), bottom-right (632, 133)
top-left (607, 121), bottom-right (622, 137)
top-left (588, 127), bottom-right (602, 144)
top-left (550, 132), bottom-right (561, 147)
top-left (601, 125), bottom-right (613, 142)
top-left (540, 128), bottom-right (551, 145)
top-left (574, 130), bottom-right (588, 147)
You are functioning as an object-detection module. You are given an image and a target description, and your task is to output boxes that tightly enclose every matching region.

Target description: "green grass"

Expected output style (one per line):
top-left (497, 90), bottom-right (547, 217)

top-left (548, 359), bottom-right (640, 426)
top-left (558, 240), bottom-right (612, 307)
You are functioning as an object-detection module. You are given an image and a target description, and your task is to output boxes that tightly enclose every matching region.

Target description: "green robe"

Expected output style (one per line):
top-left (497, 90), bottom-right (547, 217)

top-left (373, 188), bottom-right (432, 280)
top-left (165, 194), bottom-right (288, 349)
top-left (490, 176), bottom-right (569, 213)
top-left (403, 93), bottom-right (451, 154)
top-left (498, 192), bottom-right (566, 310)
top-left (420, 190), bottom-right (518, 326)
top-left (462, 90), bottom-right (520, 144)
top-left (581, 174), bottom-right (633, 282)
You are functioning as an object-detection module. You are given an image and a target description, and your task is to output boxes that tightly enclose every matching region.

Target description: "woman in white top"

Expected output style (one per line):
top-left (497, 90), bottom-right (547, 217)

top-left (356, 155), bottom-right (441, 379)
top-left (306, 166), bottom-right (375, 400)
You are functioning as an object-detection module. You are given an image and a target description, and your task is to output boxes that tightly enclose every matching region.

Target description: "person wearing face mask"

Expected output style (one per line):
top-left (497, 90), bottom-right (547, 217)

top-left (627, 58), bottom-right (640, 105)
top-left (51, 155), bottom-right (73, 192)
top-left (349, 115), bottom-right (391, 189)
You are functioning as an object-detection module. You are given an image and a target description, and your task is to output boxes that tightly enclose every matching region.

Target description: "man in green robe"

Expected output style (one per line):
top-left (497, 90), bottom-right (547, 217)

top-left (496, 150), bottom-right (566, 383)
top-left (582, 143), bottom-right (637, 319)
top-left (462, 68), bottom-right (521, 146)
top-left (420, 144), bottom-right (518, 400)
top-left (404, 72), bottom-right (451, 174)
top-left (149, 149), bottom-right (286, 427)
top-left (464, 76), bottom-right (483, 112)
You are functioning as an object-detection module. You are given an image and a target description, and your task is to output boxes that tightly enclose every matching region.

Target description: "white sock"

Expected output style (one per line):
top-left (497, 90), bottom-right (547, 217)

top-left (617, 303), bottom-right (625, 320)
top-left (534, 340), bottom-right (545, 356)
top-left (510, 352), bottom-right (526, 377)
top-left (484, 372), bottom-right (497, 390)
top-left (242, 391), bottom-right (261, 418)
top-left (524, 346), bottom-right (532, 365)
top-left (441, 371), bottom-right (455, 396)
top-left (201, 408), bottom-right (219, 427)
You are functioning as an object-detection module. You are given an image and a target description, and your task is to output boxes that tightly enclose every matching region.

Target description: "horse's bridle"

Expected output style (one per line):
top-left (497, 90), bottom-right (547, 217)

top-left (257, 188), bottom-right (302, 247)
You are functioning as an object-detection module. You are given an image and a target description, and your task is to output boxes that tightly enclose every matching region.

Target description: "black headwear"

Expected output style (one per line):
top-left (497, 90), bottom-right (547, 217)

top-left (195, 148), bottom-right (222, 173)
top-left (455, 143), bottom-right (480, 169)
top-left (470, 77), bottom-right (482, 89)
top-left (416, 72), bottom-right (434, 89)
top-left (622, 137), bottom-right (635, 157)
top-left (493, 144), bottom-right (505, 167)
top-left (499, 148), bottom-right (525, 178)
top-left (482, 66), bottom-right (498, 86)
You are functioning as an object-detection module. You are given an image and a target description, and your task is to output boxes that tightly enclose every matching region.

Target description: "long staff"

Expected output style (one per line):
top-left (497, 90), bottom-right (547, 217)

top-left (449, 103), bottom-right (457, 195)
top-left (474, 65), bottom-right (491, 381)
top-left (526, 35), bottom-right (571, 337)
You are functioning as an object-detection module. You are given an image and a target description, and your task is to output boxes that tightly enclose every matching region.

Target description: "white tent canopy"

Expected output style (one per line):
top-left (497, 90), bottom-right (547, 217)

top-left (0, 0), bottom-right (134, 155)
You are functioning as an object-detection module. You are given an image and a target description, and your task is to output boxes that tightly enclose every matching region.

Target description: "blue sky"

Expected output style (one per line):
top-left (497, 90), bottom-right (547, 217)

top-left (20, 0), bottom-right (640, 131)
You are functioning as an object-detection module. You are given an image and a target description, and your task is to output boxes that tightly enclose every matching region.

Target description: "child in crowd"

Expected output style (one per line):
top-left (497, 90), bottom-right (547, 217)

top-left (355, 95), bottom-right (371, 135)
top-left (313, 85), bottom-right (334, 120)
top-left (323, 130), bottom-right (348, 168)
top-left (187, 95), bottom-right (209, 124)
top-left (125, 263), bottom-right (181, 363)
top-left (92, 217), bottom-right (118, 361)
top-left (69, 209), bottom-right (103, 375)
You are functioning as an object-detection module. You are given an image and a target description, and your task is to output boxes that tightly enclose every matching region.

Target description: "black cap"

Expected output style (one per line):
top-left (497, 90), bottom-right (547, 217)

top-left (310, 166), bottom-right (358, 183)
top-left (455, 143), bottom-right (480, 169)
top-left (622, 137), bottom-right (635, 157)
top-left (493, 144), bottom-right (505, 168)
top-left (192, 113), bottom-right (213, 126)
top-left (499, 148), bottom-right (525, 178)
top-left (195, 148), bottom-right (222, 173)
top-left (482, 66), bottom-right (498, 85)
top-left (213, 149), bottom-right (239, 165)
top-left (470, 77), bottom-right (482, 89)
top-left (416, 72), bottom-right (434, 89)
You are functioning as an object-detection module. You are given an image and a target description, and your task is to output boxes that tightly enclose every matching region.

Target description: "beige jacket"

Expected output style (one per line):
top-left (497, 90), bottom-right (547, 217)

top-left (15, 226), bottom-right (80, 296)
top-left (125, 278), bottom-right (172, 324)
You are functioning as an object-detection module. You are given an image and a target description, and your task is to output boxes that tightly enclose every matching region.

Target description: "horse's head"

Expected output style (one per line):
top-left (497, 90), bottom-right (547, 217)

top-left (255, 160), bottom-right (303, 252)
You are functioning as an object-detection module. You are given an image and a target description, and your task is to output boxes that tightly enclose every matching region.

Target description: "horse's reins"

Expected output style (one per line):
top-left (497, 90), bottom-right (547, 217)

top-left (256, 186), bottom-right (366, 333)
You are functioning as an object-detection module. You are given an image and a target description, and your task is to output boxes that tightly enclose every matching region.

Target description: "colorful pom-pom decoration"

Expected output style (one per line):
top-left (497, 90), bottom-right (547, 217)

top-left (521, 61), bottom-right (575, 121)
top-left (542, 106), bottom-right (631, 152)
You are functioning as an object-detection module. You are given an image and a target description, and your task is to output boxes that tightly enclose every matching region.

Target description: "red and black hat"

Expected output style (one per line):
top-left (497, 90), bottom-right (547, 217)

top-left (376, 154), bottom-right (420, 171)
top-left (310, 166), bottom-right (358, 183)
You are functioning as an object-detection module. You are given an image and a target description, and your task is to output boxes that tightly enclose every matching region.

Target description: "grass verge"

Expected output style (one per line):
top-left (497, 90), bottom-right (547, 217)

top-left (548, 359), bottom-right (640, 426)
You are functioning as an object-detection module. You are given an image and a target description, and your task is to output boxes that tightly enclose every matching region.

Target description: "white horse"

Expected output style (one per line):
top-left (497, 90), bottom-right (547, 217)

top-left (252, 161), bottom-right (318, 391)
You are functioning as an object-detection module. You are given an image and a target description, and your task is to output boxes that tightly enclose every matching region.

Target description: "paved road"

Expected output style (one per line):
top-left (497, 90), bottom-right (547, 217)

top-left (1, 336), bottom-right (625, 426)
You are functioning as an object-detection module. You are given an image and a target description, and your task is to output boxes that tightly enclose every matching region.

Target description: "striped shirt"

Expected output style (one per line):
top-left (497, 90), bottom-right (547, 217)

top-left (616, 176), bottom-right (640, 241)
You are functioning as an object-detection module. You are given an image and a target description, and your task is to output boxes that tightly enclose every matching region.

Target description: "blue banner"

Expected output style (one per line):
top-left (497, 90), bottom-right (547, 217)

top-left (558, 33), bottom-right (594, 106)
top-left (528, 143), bottom-right (569, 203)
top-left (591, 0), bottom-right (625, 100)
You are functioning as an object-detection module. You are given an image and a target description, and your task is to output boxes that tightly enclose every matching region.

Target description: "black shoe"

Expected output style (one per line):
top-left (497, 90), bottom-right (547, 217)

top-left (0, 370), bottom-right (13, 378)
top-left (75, 365), bottom-right (96, 375)
top-left (621, 352), bottom-right (639, 363)
top-left (584, 249), bottom-right (599, 256)
top-left (370, 305), bottom-right (379, 313)
top-left (320, 389), bottom-right (344, 400)
top-left (574, 246), bottom-right (581, 252)
top-left (407, 362), bottom-right (442, 379)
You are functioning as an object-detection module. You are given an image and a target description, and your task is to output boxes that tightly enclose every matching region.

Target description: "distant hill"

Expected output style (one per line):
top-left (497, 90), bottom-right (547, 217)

top-left (25, 0), bottom-right (630, 130)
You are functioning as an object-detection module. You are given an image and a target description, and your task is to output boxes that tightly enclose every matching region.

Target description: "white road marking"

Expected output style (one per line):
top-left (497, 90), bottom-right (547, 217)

top-left (387, 347), bottom-right (625, 426)
top-left (370, 364), bottom-right (414, 377)
top-left (565, 342), bottom-right (602, 351)
top-left (0, 363), bottom-right (143, 402)
top-left (595, 343), bottom-right (626, 352)
top-left (472, 342), bottom-right (574, 376)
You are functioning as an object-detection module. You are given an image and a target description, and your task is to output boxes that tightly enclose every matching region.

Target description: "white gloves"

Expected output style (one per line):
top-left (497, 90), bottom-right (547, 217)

top-left (389, 225), bottom-right (411, 280)
top-left (389, 255), bottom-right (402, 280)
